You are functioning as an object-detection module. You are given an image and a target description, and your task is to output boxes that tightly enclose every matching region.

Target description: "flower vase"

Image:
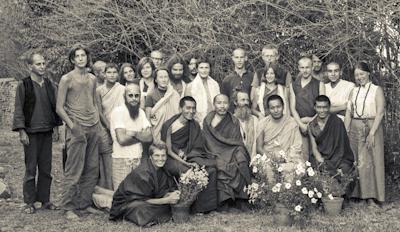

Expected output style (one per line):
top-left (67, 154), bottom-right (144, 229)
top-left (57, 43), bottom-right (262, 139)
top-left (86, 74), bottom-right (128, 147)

top-left (273, 203), bottom-right (293, 226)
top-left (171, 205), bottom-right (190, 223)
top-left (322, 197), bottom-right (344, 215)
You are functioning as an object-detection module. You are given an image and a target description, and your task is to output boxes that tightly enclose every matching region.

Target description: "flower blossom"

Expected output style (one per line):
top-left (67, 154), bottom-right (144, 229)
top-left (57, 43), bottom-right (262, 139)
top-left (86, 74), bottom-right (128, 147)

top-left (252, 166), bottom-right (258, 174)
top-left (328, 194), bottom-right (334, 200)
top-left (277, 166), bottom-right (284, 172)
top-left (316, 192), bottom-right (322, 198)
top-left (305, 161), bottom-right (312, 167)
top-left (311, 198), bottom-right (318, 204)
top-left (261, 154), bottom-right (267, 161)
top-left (272, 186), bottom-right (280, 193)
top-left (294, 205), bottom-right (302, 212)
top-left (308, 191), bottom-right (315, 198)
top-left (296, 180), bottom-right (302, 186)
top-left (301, 187), bottom-right (308, 194)
top-left (285, 183), bottom-right (291, 189)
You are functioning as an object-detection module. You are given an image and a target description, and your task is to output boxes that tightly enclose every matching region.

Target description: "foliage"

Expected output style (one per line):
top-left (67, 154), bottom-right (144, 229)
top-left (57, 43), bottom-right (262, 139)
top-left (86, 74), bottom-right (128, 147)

top-left (312, 164), bottom-right (356, 197)
top-left (175, 166), bottom-right (208, 207)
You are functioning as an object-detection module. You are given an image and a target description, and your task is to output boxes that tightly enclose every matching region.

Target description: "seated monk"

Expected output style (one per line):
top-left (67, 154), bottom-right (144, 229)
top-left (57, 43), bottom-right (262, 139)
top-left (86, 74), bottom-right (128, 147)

top-left (110, 144), bottom-right (179, 227)
top-left (256, 95), bottom-right (304, 183)
top-left (308, 95), bottom-right (354, 175)
top-left (161, 96), bottom-right (218, 213)
top-left (202, 94), bottom-right (251, 211)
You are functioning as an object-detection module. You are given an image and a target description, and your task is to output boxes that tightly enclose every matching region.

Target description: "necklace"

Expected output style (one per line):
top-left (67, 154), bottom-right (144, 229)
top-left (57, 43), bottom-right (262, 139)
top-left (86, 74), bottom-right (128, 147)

top-left (354, 82), bottom-right (371, 118)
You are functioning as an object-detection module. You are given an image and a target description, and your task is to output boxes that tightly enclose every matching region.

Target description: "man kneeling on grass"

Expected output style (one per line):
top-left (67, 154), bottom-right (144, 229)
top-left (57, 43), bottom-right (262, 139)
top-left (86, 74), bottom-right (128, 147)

top-left (110, 143), bottom-right (180, 227)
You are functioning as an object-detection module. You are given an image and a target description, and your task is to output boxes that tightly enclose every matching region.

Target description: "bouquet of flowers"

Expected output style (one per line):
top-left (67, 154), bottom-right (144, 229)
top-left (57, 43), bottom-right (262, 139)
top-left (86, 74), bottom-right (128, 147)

top-left (174, 166), bottom-right (209, 207)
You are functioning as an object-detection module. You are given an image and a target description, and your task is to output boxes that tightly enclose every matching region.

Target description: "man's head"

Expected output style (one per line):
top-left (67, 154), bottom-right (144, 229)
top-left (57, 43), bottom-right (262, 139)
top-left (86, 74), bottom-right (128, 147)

top-left (26, 51), bottom-right (46, 77)
top-left (150, 50), bottom-right (164, 69)
top-left (261, 44), bottom-right (279, 65)
top-left (119, 63), bottom-right (136, 84)
top-left (186, 53), bottom-right (199, 76)
top-left (179, 96), bottom-right (197, 121)
top-left (92, 60), bottom-right (107, 83)
top-left (312, 54), bottom-right (323, 72)
top-left (167, 54), bottom-right (188, 81)
top-left (232, 48), bottom-right (247, 70)
top-left (267, 95), bottom-right (284, 120)
top-left (154, 67), bottom-right (170, 89)
top-left (326, 62), bottom-right (341, 83)
top-left (68, 44), bottom-right (92, 68)
top-left (149, 143), bottom-right (167, 168)
top-left (233, 91), bottom-right (251, 121)
top-left (104, 63), bottom-right (119, 85)
top-left (197, 57), bottom-right (211, 79)
top-left (298, 56), bottom-right (313, 79)
top-left (314, 95), bottom-right (331, 120)
top-left (213, 94), bottom-right (229, 116)
top-left (124, 83), bottom-right (141, 119)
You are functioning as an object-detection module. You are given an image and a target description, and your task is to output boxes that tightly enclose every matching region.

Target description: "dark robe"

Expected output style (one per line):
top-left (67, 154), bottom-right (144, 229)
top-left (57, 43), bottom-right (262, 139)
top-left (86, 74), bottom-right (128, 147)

top-left (160, 114), bottom-right (218, 213)
top-left (110, 158), bottom-right (175, 226)
top-left (309, 114), bottom-right (355, 175)
top-left (202, 112), bottom-right (251, 204)
top-left (292, 77), bottom-right (320, 118)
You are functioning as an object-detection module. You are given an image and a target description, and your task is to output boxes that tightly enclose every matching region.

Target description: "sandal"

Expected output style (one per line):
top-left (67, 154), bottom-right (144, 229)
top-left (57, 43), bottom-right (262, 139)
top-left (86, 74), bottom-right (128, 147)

top-left (23, 204), bottom-right (36, 214)
top-left (42, 202), bottom-right (59, 210)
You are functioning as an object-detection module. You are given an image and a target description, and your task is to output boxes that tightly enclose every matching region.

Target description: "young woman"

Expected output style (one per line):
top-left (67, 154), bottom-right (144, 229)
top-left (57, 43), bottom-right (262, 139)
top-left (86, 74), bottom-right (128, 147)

top-left (119, 63), bottom-right (137, 85)
top-left (136, 57), bottom-right (156, 109)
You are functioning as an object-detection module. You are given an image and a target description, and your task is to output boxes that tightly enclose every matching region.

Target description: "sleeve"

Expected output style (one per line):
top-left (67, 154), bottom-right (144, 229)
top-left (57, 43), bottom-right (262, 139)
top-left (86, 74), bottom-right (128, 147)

top-left (251, 72), bottom-right (259, 87)
top-left (144, 94), bottom-right (155, 108)
top-left (221, 76), bottom-right (230, 96)
top-left (12, 82), bottom-right (26, 131)
top-left (140, 110), bottom-right (152, 128)
top-left (111, 108), bottom-right (126, 130)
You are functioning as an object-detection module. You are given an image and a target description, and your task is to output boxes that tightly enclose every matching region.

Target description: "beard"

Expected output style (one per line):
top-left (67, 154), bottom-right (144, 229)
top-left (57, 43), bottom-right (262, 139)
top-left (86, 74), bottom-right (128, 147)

top-left (234, 105), bottom-right (252, 121)
top-left (125, 101), bottom-right (140, 119)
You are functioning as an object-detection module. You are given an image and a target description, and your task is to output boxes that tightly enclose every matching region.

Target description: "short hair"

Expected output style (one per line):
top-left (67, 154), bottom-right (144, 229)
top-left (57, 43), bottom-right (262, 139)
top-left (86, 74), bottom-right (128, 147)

top-left (298, 56), bottom-right (312, 65)
top-left (150, 50), bottom-right (164, 58)
top-left (213, 94), bottom-right (229, 104)
top-left (136, 57), bottom-right (156, 79)
top-left (25, 50), bottom-right (44, 65)
top-left (149, 143), bottom-right (167, 155)
top-left (179, 96), bottom-right (196, 108)
top-left (197, 56), bottom-right (211, 66)
top-left (166, 54), bottom-right (190, 82)
top-left (154, 65), bottom-right (169, 87)
top-left (315, 95), bottom-right (331, 106)
top-left (68, 43), bottom-right (92, 68)
top-left (232, 48), bottom-right (246, 56)
top-left (262, 44), bottom-right (279, 53)
top-left (326, 61), bottom-right (341, 69)
top-left (232, 90), bottom-right (248, 103)
top-left (119, 63), bottom-right (136, 85)
top-left (104, 63), bottom-right (118, 72)
top-left (354, 61), bottom-right (371, 73)
top-left (92, 60), bottom-right (106, 73)
top-left (266, 94), bottom-right (284, 107)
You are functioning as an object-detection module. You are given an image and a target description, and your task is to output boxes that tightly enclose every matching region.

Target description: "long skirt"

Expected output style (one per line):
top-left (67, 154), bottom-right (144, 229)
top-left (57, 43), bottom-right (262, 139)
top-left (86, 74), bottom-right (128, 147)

top-left (349, 119), bottom-right (385, 202)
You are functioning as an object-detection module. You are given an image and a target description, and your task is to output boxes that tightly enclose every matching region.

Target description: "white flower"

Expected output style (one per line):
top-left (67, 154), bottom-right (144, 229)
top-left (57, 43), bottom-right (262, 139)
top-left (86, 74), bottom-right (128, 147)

top-left (243, 186), bottom-right (248, 192)
top-left (252, 166), bottom-right (258, 173)
top-left (277, 166), bottom-right (284, 172)
top-left (314, 188), bottom-right (318, 192)
top-left (278, 150), bottom-right (286, 156)
top-left (308, 170), bottom-right (315, 177)
top-left (252, 183), bottom-right (259, 191)
top-left (261, 154), bottom-right (267, 161)
top-left (308, 190), bottom-right (315, 198)
top-left (294, 205), bottom-right (302, 212)
top-left (305, 161), bottom-right (312, 167)
top-left (328, 194), bottom-right (334, 200)
top-left (272, 186), bottom-right (280, 193)
top-left (316, 192), bottom-right (322, 198)
top-left (275, 183), bottom-right (282, 188)
top-left (285, 183), bottom-right (292, 189)
top-left (306, 167), bottom-right (314, 173)
top-left (255, 154), bottom-right (262, 159)
top-left (301, 187), bottom-right (308, 194)
top-left (296, 180), bottom-right (302, 186)
top-left (311, 198), bottom-right (318, 204)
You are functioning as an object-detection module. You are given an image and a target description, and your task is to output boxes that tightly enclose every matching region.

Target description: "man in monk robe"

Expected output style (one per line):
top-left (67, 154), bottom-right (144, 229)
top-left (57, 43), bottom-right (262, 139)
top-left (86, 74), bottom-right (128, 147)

top-left (110, 144), bottom-right (179, 227)
top-left (308, 95), bottom-right (354, 175)
top-left (256, 95), bottom-right (304, 183)
top-left (160, 96), bottom-right (218, 213)
top-left (203, 94), bottom-right (251, 211)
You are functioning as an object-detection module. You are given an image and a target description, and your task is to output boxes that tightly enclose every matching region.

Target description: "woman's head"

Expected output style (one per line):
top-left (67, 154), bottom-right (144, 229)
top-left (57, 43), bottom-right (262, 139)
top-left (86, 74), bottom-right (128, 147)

top-left (136, 57), bottom-right (156, 79)
top-left (354, 61), bottom-right (371, 86)
top-left (104, 63), bottom-right (119, 84)
top-left (154, 66), bottom-right (170, 89)
top-left (119, 63), bottom-right (136, 85)
top-left (262, 66), bottom-right (278, 84)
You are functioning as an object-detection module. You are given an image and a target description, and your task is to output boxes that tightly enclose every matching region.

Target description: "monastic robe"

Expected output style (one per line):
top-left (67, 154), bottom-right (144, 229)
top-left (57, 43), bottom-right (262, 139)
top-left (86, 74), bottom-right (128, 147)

top-left (202, 112), bottom-right (251, 204)
top-left (110, 158), bottom-right (175, 226)
top-left (161, 114), bottom-right (218, 212)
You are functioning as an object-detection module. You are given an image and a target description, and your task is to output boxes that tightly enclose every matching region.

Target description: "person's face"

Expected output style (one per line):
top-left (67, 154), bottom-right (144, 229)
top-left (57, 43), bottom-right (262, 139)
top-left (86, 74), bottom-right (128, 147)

top-left (73, 49), bottom-right (88, 68)
top-left (214, 95), bottom-right (229, 116)
top-left (261, 48), bottom-right (278, 65)
top-left (235, 92), bottom-right (250, 107)
top-left (151, 52), bottom-right (163, 68)
top-left (181, 100), bottom-right (196, 121)
top-left (268, 99), bottom-right (284, 120)
top-left (124, 85), bottom-right (141, 106)
top-left (150, 149), bottom-right (167, 168)
top-left (354, 68), bottom-right (370, 86)
top-left (105, 67), bottom-right (118, 84)
top-left (29, 54), bottom-right (46, 76)
top-left (326, 63), bottom-right (341, 83)
top-left (171, 63), bottom-right (184, 80)
top-left (264, 67), bottom-right (276, 84)
top-left (198, 62), bottom-right (210, 79)
top-left (315, 101), bottom-right (330, 120)
top-left (123, 66), bottom-right (135, 82)
top-left (94, 64), bottom-right (106, 82)
top-left (298, 59), bottom-right (313, 79)
top-left (188, 58), bottom-right (198, 74)
top-left (156, 70), bottom-right (170, 88)
top-left (141, 63), bottom-right (153, 79)
top-left (312, 55), bottom-right (322, 72)
top-left (232, 49), bottom-right (247, 69)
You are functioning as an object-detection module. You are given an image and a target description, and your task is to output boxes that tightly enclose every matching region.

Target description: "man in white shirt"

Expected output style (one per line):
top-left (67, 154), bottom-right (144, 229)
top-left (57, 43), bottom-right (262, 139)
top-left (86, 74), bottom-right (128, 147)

top-left (110, 83), bottom-right (152, 189)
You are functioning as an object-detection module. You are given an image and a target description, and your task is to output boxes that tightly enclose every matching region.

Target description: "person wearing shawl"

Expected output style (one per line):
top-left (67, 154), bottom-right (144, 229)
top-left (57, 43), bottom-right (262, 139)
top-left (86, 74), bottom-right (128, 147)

top-left (160, 96), bottom-right (218, 213)
top-left (95, 63), bottom-right (125, 190)
top-left (202, 94), bottom-right (251, 211)
top-left (110, 144), bottom-right (179, 227)
top-left (256, 95), bottom-right (304, 183)
top-left (184, 57), bottom-right (220, 126)
top-left (166, 54), bottom-right (189, 97)
top-left (145, 67), bottom-right (181, 144)
top-left (309, 95), bottom-right (354, 175)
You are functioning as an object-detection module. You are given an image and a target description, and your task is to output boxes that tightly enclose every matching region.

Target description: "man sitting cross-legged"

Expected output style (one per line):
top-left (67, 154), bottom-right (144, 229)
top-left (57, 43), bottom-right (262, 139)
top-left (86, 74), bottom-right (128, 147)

top-left (110, 143), bottom-right (180, 227)
top-left (202, 94), bottom-right (251, 212)
top-left (160, 96), bottom-right (218, 213)
top-left (256, 95), bottom-right (304, 183)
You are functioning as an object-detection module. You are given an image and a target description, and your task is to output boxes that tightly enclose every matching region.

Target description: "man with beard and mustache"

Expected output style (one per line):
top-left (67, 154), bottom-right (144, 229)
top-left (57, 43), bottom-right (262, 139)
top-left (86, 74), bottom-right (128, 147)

top-left (203, 94), bottom-right (251, 212)
top-left (109, 83), bottom-right (152, 189)
top-left (256, 95), bottom-right (304, 183)
top-left (166, 54), bottom-right (189, 96)
top-left (233, 91), bottom-right (258, 158)
top-left (186, 54), bottom-right (199, 82)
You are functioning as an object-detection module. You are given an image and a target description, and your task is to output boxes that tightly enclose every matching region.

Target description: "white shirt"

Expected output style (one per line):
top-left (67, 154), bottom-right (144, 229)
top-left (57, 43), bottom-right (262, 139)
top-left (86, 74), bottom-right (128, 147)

top-left (110, 106), bottom-right (151, 159)
top-left (325, 79), bottom-right (354, 120)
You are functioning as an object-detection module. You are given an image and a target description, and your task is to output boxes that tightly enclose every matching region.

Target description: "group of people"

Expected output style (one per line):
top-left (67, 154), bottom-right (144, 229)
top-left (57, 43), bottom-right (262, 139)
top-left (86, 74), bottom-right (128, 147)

top-left (12, 43), bottom-right (385, 226)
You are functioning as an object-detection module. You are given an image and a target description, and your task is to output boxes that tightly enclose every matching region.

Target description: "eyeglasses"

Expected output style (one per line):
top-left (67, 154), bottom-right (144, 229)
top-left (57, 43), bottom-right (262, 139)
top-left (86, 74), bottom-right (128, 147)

top-left (127, 93), bottom-right (140, 98)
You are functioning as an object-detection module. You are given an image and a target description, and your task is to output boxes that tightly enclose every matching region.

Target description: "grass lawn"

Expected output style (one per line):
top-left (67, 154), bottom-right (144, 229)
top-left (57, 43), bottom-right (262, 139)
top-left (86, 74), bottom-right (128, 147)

top-left (0, 129), bottom-right (399, 232)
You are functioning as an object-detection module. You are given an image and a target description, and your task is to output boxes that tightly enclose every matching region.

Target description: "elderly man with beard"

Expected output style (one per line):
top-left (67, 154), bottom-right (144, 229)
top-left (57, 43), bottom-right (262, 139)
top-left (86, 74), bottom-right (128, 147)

top-left (166, 54), bottom-right (189, 96)
top-left (109, 83), bottom-right (152, 189)
top-left (233, 91), bottom-right (258, 158)
top-left (203, 94), bottom-right (251, 212)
